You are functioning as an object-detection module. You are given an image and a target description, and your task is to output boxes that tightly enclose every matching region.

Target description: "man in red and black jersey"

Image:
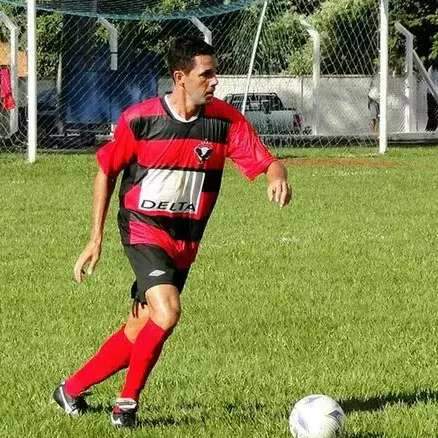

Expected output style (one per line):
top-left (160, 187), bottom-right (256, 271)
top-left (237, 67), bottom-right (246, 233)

top-left (53, 36), bottom-right (292, 427)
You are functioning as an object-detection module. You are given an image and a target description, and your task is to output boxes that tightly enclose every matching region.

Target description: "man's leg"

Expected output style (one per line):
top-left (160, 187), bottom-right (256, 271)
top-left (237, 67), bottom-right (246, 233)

top-left (54, 304), bottom-right (151, 416)
top-left (124, 302), bottom-right (151, 342)
top-left (64, 303), bottom-right (152, 396)
top-left (64, 303), bottom-right (152, 393)
top-left (53, 326), bottom-right (134, 415)
top-left (111, 284), bottom-right (180, 427)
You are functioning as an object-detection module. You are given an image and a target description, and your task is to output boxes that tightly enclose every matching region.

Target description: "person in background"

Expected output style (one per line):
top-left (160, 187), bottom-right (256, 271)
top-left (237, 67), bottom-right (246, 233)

top-left (426, 60), bottom-right (438, 132)
top-left (368, 72), bottom-right (380, 134)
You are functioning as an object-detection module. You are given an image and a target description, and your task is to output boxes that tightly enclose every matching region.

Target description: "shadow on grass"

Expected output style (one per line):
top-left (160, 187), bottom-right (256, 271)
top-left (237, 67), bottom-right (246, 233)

top-left (137, 416), bottom-right (200, 428)
top-left (86, 403), bottom-right (112, 414)
top-left (346, 433), bottom-right (383, 438)
top-left (85, 400), bottom-right (267, 428)
top-left (138, 401), bottom-right (267, 428)
top-left (341, 389), bottom-right (438, 414)
top-left (85, 403), bottom-right (202, 427)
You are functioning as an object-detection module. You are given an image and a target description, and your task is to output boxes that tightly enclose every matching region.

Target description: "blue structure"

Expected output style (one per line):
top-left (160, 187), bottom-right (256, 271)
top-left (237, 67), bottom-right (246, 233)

top-left (61, 16), bottom-right (159, 125)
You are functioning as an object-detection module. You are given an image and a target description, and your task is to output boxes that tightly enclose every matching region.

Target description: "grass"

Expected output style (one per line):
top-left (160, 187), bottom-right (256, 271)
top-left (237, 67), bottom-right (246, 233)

top-left (1, 146), bottom-right (438, 437)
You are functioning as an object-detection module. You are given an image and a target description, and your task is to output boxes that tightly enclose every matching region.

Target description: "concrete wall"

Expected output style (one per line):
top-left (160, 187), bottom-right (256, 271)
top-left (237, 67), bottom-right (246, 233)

top-left (160, 74), bottom-right (428, 134)
top-left (31, 74), bottom-right (429, 135)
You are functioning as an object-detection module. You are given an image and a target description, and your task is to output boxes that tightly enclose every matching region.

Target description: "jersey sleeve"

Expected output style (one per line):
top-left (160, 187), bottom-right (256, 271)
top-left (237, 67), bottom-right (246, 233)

top-left (96, 112), bottom-right (137, 177)
top-left (226, 112), bottom-right (276, 180)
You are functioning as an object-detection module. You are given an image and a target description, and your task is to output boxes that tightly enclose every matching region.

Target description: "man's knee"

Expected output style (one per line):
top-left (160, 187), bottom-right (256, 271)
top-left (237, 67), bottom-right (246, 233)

top-left (125, 304), bottom-right (150, 342)
top-left (145, 284), bottom-right (182, 331)
top-left (150, 305), bottom-right (181, 331)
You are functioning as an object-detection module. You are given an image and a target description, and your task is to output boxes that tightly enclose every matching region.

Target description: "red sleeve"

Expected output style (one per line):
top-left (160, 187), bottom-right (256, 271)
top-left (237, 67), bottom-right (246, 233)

top-left (226, 112), bottom-right (276, 180)
top-left (96, 112), bottom-right (137, 177)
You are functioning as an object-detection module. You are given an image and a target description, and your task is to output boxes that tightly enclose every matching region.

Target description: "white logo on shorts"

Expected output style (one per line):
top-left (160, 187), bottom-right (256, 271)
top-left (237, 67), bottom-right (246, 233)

top-left (149, 270), bottom-right (166, 277)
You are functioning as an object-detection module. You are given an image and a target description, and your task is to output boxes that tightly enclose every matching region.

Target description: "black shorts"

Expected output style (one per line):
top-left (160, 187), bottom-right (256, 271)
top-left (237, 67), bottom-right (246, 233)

top-left (123, 244), bottom-right (190, 305)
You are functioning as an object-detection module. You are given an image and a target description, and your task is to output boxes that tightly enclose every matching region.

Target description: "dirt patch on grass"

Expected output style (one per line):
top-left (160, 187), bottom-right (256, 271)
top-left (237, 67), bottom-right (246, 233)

top-left (282, 157), bottom-right (398, 168)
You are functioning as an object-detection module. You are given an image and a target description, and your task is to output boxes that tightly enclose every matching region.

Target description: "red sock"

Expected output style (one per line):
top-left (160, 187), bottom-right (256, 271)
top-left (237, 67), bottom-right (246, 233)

top-left (120, 319), bottom-right (170, 401)
top-left (65, 326), bottom-right (133, 397)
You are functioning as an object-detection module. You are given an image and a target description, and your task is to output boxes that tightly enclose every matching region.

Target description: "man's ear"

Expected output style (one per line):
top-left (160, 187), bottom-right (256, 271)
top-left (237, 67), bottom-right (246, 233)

top-left (174, 70), bottom-right (185, 87)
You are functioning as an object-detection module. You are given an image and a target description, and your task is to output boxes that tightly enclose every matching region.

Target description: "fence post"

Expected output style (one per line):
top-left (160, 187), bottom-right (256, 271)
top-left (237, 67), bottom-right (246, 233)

top-left (242, 0), bottom-right (268, 116)
top-left (190, 17), bottom-right (212, 45)
top-left (300, 18), bottom-right (321, 136)
top-left (395, 22), bottom-right (416, 132)
top-left (379, 0), bottom-right (389, 154)
top-left (27, 0), bottom-right (37, 163)
top-left (97, 18), bottom-right (118, 71)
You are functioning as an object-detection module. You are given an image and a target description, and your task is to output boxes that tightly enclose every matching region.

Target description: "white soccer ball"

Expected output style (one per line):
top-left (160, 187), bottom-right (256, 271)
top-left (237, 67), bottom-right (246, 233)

top-left (289, 394), bottom-right (345, 438)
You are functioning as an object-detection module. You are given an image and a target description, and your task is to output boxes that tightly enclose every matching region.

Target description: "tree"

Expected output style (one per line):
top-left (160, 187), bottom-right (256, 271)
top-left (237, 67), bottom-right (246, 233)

top-left (258, 10), bottom-right (308, 75)
top-left (0, 5), bottom-right (61, 79)
top-left (390, 0), bottom-right (438, 66)
top-left (253, 0), bottom-right (437, 76)
top-left (0, 0), bottom-right (203, 79)
top-left (0, 0), bottom-right (436, 79)
top-left (312, 0), bottom-right (379, 75)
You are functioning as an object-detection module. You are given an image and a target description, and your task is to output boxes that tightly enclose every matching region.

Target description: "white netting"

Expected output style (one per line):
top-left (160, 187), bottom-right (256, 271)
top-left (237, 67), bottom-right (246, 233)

top-left (237, 0), bottom-right (381, 147)
top-left (0, 1), bottom-right (262, 153)
top-left (2, 0), bottom-right (433, 155)
top-left (391, 20), bottom-right (438, 137)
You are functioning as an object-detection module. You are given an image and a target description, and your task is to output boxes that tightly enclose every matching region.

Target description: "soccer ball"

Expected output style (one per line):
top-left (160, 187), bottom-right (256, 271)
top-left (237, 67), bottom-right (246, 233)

top-left (289, 394), bottom-right (345, 438)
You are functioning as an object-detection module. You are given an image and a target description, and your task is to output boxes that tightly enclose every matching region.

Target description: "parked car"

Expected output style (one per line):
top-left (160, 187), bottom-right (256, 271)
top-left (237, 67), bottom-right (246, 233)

top-left (223, 92), bottom-right (309, 135)
top-left (20, 86), bottom-right (110, 148)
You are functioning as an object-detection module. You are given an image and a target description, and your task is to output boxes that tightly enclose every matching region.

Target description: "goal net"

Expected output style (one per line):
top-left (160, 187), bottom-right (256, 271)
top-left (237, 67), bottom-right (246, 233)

top-left (0, 0), bottom-right (430, 156)
top-left (0, 0), bottom-right (261, 153)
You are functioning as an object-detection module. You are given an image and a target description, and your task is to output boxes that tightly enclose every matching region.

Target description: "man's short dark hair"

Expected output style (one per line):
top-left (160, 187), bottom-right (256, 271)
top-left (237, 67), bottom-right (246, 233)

top-left (167, 36), bottom-right (215, 76)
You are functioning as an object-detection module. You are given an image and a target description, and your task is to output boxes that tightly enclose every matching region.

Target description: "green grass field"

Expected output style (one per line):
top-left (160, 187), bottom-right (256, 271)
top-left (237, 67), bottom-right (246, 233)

top-left (2, 146), bottom-right (438, 437)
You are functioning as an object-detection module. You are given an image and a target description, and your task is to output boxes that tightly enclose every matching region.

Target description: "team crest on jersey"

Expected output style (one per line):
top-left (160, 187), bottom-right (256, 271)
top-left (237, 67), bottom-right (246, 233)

top-left (194, 142), bottom-right (213, 163)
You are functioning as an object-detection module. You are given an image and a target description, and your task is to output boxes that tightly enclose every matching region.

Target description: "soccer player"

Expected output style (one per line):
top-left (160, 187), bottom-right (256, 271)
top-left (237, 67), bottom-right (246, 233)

top-left (53, 36), bottom-right (292, 428)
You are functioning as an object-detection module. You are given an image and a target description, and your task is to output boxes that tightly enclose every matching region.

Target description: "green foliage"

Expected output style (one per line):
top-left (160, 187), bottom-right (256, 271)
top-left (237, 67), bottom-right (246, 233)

top-left (36, 12), bottom-right (62, 78)
top-left (287, 42), bottom-right (313, 76)
top-left (312, 0), bottom-right (378, 75)
top-left (253, 0), bottom-right (379, 76)
top-left (159, 0), bottom-right (200, 13)
top-left (0, 4), bottom-right (26, 46)
top-left (268, 0), bottom-right (323, 16)
top-left (0, 0), bottom-right (203, 80)
top-left (212, 4), bottom-right (259, 75)
top-left (109, 1), bottom-right (202, 66)
top-left (0, 5), bottom-right (61, 78)
top-left (0, 0), bottom-right (436, 79)
top-left (390, 0), bottom-right (438, 65)
top-left (431, 34), bottom-right (438, 61)
top-left (257, 10), bottom-right (308, 75)
top-left (258, 0), bottom-right (436, 75)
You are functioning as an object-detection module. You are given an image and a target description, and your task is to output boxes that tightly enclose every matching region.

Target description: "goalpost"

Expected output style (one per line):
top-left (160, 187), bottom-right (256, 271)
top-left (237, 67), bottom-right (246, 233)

top-left (379, 0), bottom-right (388, 154)
top-left (0, 0), bottom-right (436, 160)
top-left (27, 0), bottom-right (36, 162)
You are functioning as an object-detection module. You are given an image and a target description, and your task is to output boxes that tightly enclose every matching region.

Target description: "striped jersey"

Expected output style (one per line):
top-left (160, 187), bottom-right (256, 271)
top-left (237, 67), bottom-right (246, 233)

top-left (97, 96), bottom-right (276, 268)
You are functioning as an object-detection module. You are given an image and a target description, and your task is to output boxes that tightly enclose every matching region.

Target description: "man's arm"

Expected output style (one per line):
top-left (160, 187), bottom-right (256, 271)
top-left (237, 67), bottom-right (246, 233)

top-left (73, 167), bottom-right (117, 283)
top-left (266, 160), bottom-right (292, 208)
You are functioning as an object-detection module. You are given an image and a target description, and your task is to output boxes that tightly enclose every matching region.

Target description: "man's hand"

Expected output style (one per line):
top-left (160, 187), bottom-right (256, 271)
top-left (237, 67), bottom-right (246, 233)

top-left (266, 161), bottom-right (293, 207)
top-left (72, 168), bottom-right (116, 284)
top-left (267, 179), bottom-right (292, 207)
top-left (73, 240), bottom-right (102, 283)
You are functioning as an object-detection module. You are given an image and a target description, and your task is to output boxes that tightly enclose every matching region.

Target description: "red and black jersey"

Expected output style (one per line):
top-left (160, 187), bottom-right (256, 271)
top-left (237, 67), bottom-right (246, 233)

top-left (97, 96), bottom-right (276, 269)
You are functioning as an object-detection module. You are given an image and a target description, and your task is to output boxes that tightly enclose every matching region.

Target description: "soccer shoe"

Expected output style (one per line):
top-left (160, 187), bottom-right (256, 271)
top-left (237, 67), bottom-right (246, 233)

top-left (53, 382), bottom-right (89, 416)
top-left (110, 398), bottom-right (138, 428)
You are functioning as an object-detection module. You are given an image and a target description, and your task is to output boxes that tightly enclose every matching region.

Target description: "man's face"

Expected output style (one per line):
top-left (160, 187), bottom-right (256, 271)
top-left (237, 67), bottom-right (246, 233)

top-left (180, 54), bottom-right (218, 105)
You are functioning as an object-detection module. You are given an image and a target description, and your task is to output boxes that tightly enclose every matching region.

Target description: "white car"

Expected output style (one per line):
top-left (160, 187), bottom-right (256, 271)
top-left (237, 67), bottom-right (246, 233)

top-left (224, 92), bottom-right (309, 135)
